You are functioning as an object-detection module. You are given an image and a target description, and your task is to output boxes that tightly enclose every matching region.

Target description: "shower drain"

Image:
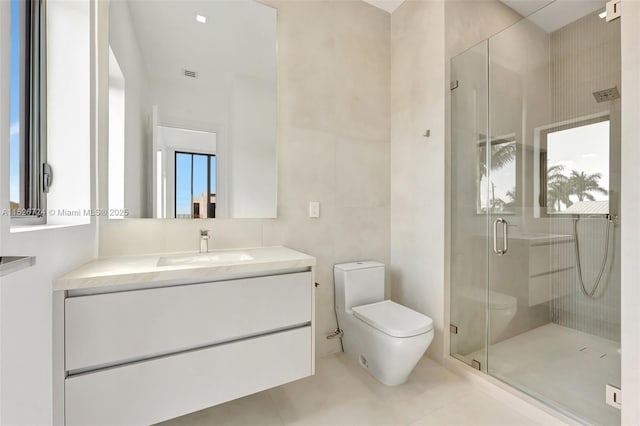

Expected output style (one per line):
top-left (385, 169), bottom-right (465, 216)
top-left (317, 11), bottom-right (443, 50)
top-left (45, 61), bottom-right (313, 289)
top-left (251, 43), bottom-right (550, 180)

top-left (579, 346), bottom-right (610, 359)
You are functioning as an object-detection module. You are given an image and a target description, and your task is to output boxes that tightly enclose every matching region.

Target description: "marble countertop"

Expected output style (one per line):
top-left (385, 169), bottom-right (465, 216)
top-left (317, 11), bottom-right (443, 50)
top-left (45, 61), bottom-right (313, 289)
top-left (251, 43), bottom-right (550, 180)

top-left (473, 233), bottom-right (574, 243)
top-left (54, 246), bottom-right (315, 291)
top-left (0, 256), bottom-right (36, 278)
top-left (508, 233), bottom-right (574, 243)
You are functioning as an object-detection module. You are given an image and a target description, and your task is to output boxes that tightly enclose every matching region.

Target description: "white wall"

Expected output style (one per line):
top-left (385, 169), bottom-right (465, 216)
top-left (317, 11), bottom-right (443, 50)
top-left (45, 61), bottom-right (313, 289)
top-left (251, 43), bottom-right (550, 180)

top-left (445, 0), bottom-right (521, 60)
top-left (46, 0), bottom-right (92, 225)
top-left (108, 48), bottom-right (125, 217)
top-left (620, 1), bottom-right (640, 423)
top-left (389, 0), bottom-right (446, 359)
top-left (0, 1), bottom-right (97, 424)
top-left (229, 74), bottom-right (277, 218)
top-left (108, 0), bottom-right (150, 218)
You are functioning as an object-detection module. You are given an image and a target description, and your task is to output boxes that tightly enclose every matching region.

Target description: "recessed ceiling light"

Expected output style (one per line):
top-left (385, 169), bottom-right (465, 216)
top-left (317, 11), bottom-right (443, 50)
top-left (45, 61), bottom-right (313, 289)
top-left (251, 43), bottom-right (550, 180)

top-left (196, 14), bottom-right (207, 24)
top-left (598, 11), bottom-right (607, 19)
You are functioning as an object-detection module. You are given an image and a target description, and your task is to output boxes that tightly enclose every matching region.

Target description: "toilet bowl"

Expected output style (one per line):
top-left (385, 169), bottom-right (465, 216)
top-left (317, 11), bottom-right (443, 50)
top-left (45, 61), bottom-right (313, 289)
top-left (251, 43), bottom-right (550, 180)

top-left (457, 286), bottom-right (517, 341)
top-left (334, 262), bottom-right (434, 386)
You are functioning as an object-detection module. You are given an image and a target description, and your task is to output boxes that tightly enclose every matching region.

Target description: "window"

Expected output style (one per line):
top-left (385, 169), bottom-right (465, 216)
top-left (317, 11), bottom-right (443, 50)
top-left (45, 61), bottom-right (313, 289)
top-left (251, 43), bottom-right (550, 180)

top-left (175, 152), bottom-right (216, 219)
top-left (9, 0), bottom-right (49, 222)
top-left (477, 136), bottom-right (517, 214)
top-left (539, 117), bottom-right (610, 215)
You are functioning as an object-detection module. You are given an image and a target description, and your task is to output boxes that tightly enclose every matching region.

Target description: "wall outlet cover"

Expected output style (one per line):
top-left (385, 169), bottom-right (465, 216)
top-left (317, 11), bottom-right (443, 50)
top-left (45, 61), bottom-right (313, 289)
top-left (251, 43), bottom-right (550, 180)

top-left (309, 202), bottom-right (320, 218)
top-left (606, 384), bottom-right (621, 409)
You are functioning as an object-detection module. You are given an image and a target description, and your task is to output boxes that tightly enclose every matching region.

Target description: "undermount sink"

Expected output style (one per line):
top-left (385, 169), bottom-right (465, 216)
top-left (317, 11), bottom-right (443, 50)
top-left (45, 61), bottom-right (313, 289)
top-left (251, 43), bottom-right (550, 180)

top-left (157, 251), bottom-right (254, 267)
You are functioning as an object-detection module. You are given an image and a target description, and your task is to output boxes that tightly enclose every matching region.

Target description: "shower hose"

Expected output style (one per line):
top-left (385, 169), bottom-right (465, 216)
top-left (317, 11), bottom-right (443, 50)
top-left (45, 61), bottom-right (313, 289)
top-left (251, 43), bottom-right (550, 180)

top-left (572, 216), bottom-right (614, 298)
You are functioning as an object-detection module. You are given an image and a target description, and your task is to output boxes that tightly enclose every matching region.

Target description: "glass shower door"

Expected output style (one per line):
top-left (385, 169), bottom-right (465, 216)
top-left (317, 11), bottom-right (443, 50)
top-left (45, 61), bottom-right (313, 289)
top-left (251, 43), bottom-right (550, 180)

top-left (485, 3), bottom-right (621, 425)
top-left (449, 41), bottom-right (489, 370)
top-left (450, 2), bottom-right (621, 424)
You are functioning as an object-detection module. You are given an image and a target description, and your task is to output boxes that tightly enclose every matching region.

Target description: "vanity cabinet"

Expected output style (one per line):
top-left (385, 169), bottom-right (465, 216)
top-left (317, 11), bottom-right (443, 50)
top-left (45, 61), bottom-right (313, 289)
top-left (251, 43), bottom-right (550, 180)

top-left (55, 264), bottom-right (315, 426)
top-left (527, 240), bottom-right (574, 306)
top-left (65, 272), bottom-right (312, 372)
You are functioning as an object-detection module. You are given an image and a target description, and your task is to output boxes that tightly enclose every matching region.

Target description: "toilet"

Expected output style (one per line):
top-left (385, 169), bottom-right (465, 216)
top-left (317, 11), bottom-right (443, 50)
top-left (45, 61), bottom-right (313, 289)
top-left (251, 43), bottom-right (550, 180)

top-left (334, 261), bottom-right (433, 386)
top-left (456, 286), bottom-right (517, 342)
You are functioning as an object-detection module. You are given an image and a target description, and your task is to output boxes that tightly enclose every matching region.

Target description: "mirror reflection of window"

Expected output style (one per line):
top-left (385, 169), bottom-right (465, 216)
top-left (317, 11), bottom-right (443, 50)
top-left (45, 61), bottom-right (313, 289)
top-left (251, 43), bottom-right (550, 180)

top-left (175, 152), bottom-right (217, 219)
top-left (107, 0), bottom-right (277, 219)
top-left (542, 118), bottom-right (609, 215)
top-left (477, 137), bottom-right (517, 214)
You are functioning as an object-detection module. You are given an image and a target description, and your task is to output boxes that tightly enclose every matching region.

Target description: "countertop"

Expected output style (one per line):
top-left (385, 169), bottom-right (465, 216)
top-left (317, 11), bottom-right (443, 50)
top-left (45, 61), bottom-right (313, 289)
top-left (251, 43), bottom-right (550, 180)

top-left (54, 246), bottom-right (315, 291)
top-left (508, 233), bottom-right (574, 244)
top-left (0, 256), bottom-right (36, 278)
top-left (473, 233), bottom-right (574, 244)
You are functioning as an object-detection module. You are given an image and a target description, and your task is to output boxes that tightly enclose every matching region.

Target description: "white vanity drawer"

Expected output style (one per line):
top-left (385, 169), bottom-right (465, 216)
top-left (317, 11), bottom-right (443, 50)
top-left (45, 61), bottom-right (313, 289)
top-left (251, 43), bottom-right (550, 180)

top-left (65, 326), bottom-right (311, 426)
top-left (528, 268), bottom-right (572, 306)
top-left (529, 242), bottom-right (574, 276)
top-left (65, 271), bottom-right (312, 371)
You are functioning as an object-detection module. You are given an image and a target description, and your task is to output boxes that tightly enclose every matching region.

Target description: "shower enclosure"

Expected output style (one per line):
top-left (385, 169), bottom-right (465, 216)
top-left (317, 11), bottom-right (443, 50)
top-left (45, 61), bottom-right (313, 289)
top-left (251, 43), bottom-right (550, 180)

top-left (449, 2), bottom-right (621, 424)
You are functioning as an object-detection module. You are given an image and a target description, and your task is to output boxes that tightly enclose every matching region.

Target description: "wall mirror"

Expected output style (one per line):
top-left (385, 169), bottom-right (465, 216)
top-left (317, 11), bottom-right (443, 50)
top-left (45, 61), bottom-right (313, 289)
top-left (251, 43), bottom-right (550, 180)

top-left (108, 0), bottom-right (277, 219)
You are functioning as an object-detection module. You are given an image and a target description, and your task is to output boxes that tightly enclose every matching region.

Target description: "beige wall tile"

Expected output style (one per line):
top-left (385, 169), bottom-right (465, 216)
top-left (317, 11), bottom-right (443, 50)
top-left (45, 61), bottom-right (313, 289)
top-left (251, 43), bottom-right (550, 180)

top-left (390, 0), bottom-right (446, 359)
top-left (445, 0), bottom-right (521, 60)
top-left (335, 137), bottom-right (390, 209)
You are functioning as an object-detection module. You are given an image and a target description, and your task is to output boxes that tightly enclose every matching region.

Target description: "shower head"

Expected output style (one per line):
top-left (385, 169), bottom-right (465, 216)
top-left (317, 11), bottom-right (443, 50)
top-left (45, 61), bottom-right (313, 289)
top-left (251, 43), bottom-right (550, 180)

top-left (593, 87), bottom-right (620, 103)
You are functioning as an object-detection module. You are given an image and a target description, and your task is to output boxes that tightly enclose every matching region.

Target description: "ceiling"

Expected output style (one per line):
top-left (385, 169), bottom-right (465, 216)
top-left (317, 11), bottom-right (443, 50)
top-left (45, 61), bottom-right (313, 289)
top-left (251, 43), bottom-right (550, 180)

top-left (500, 0), bottom-right (553, 18)
top-left (501, 0), bottom-right (607, 33)
top-left (363, 0), bottom-right (607, 32)
top-left (123, 0), bottom-right (277, 85)
top-left (362, 0), bottom-right (405, 13)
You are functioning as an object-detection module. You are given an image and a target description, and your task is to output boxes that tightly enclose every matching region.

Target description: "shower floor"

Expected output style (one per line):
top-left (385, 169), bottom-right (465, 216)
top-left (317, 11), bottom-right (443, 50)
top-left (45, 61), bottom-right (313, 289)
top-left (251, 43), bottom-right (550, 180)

top-left (467, 323), bottom-right (620, 425)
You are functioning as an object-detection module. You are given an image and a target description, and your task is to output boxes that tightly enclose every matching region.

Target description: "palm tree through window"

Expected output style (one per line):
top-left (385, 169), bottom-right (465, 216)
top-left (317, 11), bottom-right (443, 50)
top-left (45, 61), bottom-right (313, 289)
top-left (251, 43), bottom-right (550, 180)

top-left (541, 117), bottom-right (610, 215)
top-left (477, 136), bottom-right (517, 214)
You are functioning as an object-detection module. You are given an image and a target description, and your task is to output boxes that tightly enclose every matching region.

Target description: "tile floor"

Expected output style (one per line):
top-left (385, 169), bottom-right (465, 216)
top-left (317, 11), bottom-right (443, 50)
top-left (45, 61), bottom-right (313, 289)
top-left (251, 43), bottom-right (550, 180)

top-left (467, 323), bottom-right (621, 425)
top-left (157, 353), bottom-right (558, 426)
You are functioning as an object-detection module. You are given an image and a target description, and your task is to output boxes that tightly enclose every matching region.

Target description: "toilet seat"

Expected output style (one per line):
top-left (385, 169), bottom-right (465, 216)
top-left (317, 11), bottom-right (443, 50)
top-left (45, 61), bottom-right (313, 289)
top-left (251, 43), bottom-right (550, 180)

top-left (352, 300), bottom-right (433, 338)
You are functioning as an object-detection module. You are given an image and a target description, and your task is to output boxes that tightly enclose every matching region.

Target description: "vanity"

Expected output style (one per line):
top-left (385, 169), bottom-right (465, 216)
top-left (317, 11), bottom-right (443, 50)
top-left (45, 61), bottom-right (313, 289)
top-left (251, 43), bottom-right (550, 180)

top-left (53, 246), bottom-right (315, 426)
top-left (56, 1), bottom-right (312, 424)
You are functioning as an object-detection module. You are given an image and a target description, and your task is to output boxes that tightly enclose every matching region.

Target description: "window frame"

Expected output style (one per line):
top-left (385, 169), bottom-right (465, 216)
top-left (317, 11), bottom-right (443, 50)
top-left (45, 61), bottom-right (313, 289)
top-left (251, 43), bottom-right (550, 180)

top-left (10, 0), bottom-right (48, 225)
top-left (173, 151), bottom-right (216, 219)
top-left (538, 115), bottom-right (610, 217)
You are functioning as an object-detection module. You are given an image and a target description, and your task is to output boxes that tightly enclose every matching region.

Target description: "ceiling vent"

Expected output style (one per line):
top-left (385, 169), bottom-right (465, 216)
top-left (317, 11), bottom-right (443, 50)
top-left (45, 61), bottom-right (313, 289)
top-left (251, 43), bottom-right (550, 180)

top-left (183, 69), bottom-right (198, 79)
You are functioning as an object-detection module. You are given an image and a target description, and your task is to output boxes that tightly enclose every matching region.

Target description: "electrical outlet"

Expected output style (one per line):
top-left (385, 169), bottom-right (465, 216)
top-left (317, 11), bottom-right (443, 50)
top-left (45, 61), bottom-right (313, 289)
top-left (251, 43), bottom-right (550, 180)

top-left (309, 201), bottom-right (320, 218)
top-left (606, 384), bottom-right (621, 409)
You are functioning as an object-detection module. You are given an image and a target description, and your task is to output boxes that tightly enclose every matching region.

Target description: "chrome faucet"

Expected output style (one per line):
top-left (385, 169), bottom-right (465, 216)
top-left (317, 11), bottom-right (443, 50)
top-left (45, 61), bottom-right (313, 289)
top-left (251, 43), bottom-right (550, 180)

top-left (199, 230), bottom-right (210, 253)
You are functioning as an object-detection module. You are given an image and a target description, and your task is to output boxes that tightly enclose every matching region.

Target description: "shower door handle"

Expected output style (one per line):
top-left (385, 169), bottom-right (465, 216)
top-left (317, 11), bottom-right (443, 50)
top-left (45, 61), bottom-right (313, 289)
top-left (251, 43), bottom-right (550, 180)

top-left (493, 218), bottom-right (508, 255)
top-left (502, 219), bottom-right (508, 254)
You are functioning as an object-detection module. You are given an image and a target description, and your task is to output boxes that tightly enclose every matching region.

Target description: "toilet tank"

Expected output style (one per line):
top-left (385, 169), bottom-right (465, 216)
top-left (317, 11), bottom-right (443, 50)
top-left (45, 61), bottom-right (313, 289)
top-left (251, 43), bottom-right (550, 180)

top-left (334, 261), bottom-right (385, 313)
